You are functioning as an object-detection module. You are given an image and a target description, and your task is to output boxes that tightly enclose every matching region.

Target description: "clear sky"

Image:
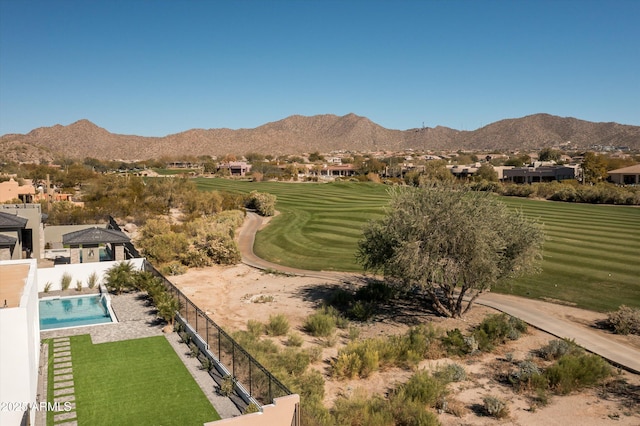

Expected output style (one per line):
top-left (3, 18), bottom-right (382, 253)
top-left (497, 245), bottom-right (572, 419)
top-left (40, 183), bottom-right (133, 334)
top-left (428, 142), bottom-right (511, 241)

top-left (1, 0), bottom-right (638, 137)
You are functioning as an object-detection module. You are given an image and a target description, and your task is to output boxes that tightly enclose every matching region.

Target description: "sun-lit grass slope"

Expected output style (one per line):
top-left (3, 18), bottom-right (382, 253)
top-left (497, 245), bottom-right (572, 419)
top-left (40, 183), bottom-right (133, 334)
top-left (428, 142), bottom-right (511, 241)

top-left (195, 179), bottom-right (390, 271)
top-left (494, 197), bottom-right (640, 312)
top-left (67, 335), bottom-right (219, 426)
top-left (196, 179), bottom-right (639, 311)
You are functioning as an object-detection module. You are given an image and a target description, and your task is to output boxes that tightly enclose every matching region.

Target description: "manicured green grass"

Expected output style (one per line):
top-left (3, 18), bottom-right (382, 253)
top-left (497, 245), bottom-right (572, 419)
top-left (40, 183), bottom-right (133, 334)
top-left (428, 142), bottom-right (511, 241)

top-left (493, 197), bottom-right (640, 312)
top-left (195, 178), bottom-right (640, 312)
top-left (47, 335), bottom-right (219, 426)
top-left (153, 168), bottom-right (200, 175)
top-left (196, 179), bottom-right (390, 271)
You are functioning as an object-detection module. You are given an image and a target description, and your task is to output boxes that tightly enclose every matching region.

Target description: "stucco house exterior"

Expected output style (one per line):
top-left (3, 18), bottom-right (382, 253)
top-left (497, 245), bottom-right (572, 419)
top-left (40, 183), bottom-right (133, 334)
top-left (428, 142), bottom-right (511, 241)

top-left (608, 164), bottom-right (640, 185)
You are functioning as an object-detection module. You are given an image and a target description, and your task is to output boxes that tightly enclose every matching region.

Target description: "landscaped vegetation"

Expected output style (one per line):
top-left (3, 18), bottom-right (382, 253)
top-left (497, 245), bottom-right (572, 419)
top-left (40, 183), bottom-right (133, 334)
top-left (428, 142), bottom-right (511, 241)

top-left (46, 335), bottom-right (219, 426)
top-left (195, 178), bottom-right (640, 312)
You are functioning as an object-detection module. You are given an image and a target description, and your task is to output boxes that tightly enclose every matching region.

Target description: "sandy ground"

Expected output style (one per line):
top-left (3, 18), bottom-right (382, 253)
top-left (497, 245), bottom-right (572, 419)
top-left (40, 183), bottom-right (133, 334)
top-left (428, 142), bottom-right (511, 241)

top-left (170, 263), bottom-right (640, 426)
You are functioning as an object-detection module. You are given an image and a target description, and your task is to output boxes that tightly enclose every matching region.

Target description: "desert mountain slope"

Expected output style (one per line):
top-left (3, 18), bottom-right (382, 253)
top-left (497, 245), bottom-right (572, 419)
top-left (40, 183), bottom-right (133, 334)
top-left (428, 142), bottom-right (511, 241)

top-left (1, 113), bottom-right (638, 162)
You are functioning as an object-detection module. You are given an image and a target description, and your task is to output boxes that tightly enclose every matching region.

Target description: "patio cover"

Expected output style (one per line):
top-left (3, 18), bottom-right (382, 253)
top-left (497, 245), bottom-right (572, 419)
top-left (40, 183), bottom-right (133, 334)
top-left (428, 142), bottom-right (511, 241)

top-left (62, 227), bottom-right (130, 245)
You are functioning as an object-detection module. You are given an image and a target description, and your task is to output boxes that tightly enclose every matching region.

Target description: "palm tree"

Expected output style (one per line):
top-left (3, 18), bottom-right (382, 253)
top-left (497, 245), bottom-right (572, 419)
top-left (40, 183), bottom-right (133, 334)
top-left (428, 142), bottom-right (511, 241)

top-left (104, 261), bottom-right (136, 295)
top-left (155, 292), bottom-right (181, 326)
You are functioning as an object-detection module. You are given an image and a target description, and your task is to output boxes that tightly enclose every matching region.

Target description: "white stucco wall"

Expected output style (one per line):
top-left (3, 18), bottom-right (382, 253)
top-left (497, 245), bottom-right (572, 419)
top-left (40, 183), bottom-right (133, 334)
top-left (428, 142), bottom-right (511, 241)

top-left (37, 258), bottom-right (146, 292)
top-left (0, 259), bottom-right (39, 426)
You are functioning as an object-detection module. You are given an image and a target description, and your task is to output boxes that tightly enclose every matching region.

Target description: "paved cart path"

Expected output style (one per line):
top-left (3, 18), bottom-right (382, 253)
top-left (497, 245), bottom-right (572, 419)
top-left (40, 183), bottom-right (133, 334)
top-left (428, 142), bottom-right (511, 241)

top-left (238, 211), bottom-right (640, 374)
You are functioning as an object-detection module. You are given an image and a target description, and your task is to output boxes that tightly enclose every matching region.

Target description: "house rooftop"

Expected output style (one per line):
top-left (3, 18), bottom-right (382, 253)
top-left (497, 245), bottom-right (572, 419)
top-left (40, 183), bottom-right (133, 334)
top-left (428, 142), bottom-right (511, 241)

top-left (0, 211), bottom-right (28, 229)
top-left (0, 263), bottom-right (30, 308)
top-left (62, 227), bottom-right (130, 245)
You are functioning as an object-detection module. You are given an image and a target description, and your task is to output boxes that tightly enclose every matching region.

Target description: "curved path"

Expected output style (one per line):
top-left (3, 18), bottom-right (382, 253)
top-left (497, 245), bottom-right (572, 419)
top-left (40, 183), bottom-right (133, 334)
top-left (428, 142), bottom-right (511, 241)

top-left (239, 212), bottom-right (640, 374)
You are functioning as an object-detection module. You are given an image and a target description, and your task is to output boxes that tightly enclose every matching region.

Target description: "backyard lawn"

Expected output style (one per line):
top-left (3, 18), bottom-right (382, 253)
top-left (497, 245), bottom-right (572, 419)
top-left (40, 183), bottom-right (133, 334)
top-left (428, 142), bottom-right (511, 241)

top-left (195, 178), bottom-right (640, 312)
top-left (47, 335), bottom-right (220, 426)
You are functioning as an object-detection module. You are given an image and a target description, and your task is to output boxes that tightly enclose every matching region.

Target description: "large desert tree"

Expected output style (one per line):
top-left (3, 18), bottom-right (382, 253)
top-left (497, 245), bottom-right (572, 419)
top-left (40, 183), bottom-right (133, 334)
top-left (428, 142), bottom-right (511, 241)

top-left (357, 184), bottom-right (544, 318)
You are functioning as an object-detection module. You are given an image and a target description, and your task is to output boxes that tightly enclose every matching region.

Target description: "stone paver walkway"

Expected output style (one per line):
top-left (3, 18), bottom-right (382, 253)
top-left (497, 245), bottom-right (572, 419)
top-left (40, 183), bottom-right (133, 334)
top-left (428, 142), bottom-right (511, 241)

top-left (50, 337), bottom-right (77, 426)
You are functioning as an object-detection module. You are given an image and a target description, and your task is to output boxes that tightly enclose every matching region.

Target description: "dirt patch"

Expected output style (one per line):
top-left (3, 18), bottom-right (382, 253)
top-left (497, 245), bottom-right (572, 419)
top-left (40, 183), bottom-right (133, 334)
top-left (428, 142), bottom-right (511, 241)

top-left (171, 263), bottom-right (640, 425)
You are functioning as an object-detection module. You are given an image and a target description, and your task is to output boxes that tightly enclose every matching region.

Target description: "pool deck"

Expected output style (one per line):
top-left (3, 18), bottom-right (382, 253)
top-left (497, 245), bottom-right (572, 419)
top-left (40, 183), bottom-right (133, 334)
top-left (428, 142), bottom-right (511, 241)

top-left (37, 291), bottom-right (240, 425)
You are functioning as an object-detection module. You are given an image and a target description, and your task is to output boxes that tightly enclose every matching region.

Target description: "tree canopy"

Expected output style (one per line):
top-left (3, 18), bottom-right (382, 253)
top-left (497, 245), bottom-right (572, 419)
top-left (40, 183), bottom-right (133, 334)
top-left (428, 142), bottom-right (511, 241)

top-left (357, 184), bottom-right (544, 317)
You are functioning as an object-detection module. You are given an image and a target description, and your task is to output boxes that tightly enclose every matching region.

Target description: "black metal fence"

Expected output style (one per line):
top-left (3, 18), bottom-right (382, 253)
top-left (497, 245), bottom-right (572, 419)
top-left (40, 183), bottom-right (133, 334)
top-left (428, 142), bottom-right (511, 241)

top-left (107, 216), bottom-right (141, 259)
top-left (143, 260), bottom-right (293, 406)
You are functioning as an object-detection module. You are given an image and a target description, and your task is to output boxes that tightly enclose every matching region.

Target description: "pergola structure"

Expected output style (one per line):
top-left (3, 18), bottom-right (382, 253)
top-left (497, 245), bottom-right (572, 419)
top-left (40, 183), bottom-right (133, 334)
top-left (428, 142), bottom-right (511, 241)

top-left (62, 227), bottom-right (131, 264)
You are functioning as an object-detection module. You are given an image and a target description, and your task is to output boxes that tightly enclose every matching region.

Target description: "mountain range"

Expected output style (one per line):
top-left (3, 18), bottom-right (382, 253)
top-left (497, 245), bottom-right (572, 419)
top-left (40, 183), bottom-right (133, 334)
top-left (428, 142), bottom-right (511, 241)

top-left (1, 113), bottom-right (639, 163)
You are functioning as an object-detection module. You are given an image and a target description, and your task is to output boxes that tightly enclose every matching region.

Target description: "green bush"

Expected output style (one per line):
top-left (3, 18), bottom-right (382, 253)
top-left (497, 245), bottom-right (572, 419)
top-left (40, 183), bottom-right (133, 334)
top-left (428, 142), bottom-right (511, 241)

top-left (544, 353), bottom-right (612, 394)
top-left (607, 305), bottom-right (640, 335)
top-left (246, 320), bottom-right (264, 338)
top-left (509, 360), bottom-right (547, 393)
top-left (246, 191), bottom-right (277, 216)
top-left (348, 300), bottom-right (374, 321)
top-left (304, 311), bottom-right (337, 337)
top-left (286, 333), bottom-right (304, 347)
top-left (442, 328), bottom-right (472, 356)
top-left (394, 370), bottom-right (448, 407)
top-left (538, 339), bottom-right (582, 360)
top-left (473, 314), bottom-right (527, 352)
top-left (331, 352), bottom-right (362, 380)
top-left (265, 314), bottom-right (290, 336)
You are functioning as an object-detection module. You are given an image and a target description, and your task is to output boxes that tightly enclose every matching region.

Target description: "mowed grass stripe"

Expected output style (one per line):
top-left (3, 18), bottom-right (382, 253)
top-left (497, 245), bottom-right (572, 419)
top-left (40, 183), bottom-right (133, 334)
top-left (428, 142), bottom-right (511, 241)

top-left (543, 243), bottom-right (640, 266)
top-left (196, 179), bottom-right (639, 309)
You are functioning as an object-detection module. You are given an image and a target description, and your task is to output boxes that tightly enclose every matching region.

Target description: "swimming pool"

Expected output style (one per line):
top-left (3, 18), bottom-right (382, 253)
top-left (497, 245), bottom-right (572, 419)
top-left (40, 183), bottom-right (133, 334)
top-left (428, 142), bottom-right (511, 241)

top-left (39, 294), bottom-right (116, 330)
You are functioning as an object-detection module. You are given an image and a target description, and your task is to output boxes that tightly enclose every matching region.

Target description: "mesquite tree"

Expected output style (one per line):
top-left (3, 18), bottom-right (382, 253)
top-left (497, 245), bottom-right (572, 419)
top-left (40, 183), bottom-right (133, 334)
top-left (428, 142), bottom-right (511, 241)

top-left (357, 184), bottom-right (544, 317)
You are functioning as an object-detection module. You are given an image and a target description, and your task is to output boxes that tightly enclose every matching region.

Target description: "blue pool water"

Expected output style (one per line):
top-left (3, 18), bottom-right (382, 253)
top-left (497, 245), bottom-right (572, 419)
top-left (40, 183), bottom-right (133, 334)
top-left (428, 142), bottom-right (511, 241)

top-left (40, 295), bottom-right (114, 330)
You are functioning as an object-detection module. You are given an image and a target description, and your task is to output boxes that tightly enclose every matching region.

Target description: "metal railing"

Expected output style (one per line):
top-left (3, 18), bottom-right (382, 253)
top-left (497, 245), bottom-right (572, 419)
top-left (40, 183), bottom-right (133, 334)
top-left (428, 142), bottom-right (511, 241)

top-left (107, 216), bottom-right (141, 259)
top-left (143, 260), bottom-right (293, 406)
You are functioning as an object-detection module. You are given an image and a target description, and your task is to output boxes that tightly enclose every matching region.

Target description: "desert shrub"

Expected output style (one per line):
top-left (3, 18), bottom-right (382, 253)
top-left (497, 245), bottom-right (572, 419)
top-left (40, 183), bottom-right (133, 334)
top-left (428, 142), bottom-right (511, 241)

top-left (243, 402), bottom-right (260, 414)
top-left (272, 348), bottom-right (310, 376)
top-left (331, 325), bottom-right (443, 379)
top-left (389, 397), bottom-right (440, 426)
top-left (322, 334), bottom-right (338, 348)
top-left (44, 281), bottom-right (52, 293)
top-left (304, 310), bottom-right (337, 337)
top-left (394, 370), bottom-right (448, 407)
top-left (538, 338), bottom-right (582, 360)
top-left (87, 271), bottom-right (99, 289)
top-left (306, 346), bottom-right (322, 363)
top-left (161, 261), bottom-right (187, 276)
top-left (246, 191), bottom-right (277, 216)
top-left (331, 391), bottom-right (394, 426)
top-left (473, 314), bottom-right (527, 351)
top-left (331, 352), bottom-right (362, 380)
top-left (509, 360), bottom-right (548, 393)
top-left (544, 353), bottom-right (612, 394)
top-left (483, 395), bottom-right (509, 419)
top-left (434, 363), bottom-right (467, 383)
top-left (607, 305), bottom-right (640, 335)
top-left (500, 183), bottom-right (535, 197)
top-left (286, 332), bottom-right (304, 347)
top-left (442, 328), bottom-right (473, 356)
top-left (348, 300), bottom-right (374, 321)
top-left (246, 319), bottom-right (264, 338)
top-left (265, 314), bottom-right (290, 336)
top-left (218, 375), bottom-right (235, 397)
top-left (347, 326), bottom-right (360, 341)
top-left (75, 279), bottom-right (83, 291)
top-left (60, 272), bottom-right (72, 291)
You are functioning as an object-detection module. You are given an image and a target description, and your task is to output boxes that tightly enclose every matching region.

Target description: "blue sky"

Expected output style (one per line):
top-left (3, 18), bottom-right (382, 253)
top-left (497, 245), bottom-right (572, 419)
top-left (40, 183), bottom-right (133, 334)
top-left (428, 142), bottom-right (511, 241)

top-left (1, 0), bottom-right (638, 137)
